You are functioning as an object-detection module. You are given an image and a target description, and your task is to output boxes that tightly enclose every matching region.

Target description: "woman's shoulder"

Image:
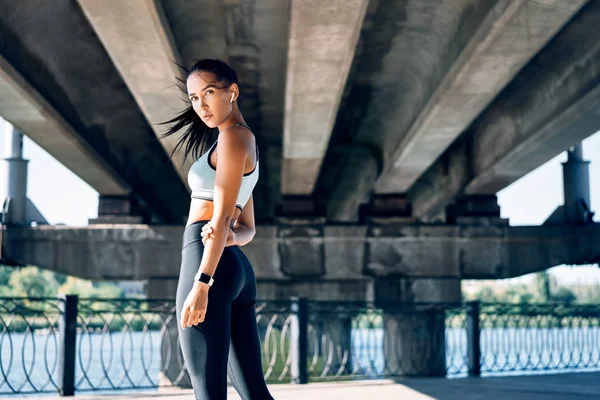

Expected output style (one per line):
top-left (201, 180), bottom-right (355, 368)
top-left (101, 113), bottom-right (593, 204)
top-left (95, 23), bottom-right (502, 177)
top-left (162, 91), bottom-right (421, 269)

top-left (219, 125), bottom-right (255, 147)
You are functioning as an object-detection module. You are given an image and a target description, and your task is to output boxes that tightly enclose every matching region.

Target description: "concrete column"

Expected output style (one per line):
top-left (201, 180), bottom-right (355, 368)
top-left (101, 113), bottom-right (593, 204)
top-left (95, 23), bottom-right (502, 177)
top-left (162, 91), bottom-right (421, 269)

top-left (562, 144), bottom-right (593, 224)
top-left (362, 194), bottom-right (412, 219)
top-left (276, 195), bottom-right (324, 218)
top-left (325, 144), bottom-right (380, 222)
top-left (145, 278), bottom-right (191, 387)
top-left (382, 305), bottom-right (446, 376)
top-left (89, 194), bottom-right (150, 224)
top-left (275, 214), bottom-right (327, 278)
top-left (311, 314), bottom-right (354, 376)
top-left (445, 194), bottom-right (503, 225)
top-left (374, 277), bottom-right (461, 376)
top-left (0, 127), bottom-right (28, 224)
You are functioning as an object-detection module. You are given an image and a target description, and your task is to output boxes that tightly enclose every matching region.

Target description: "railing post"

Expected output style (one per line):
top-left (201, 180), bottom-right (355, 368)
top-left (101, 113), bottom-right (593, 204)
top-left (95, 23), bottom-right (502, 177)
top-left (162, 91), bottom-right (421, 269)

top-left (58, 294), bottom-right (78, 396)
top-left (467, 300), bottom-right (481, 377)
top-left (290, 296), bottom-right (308, 384)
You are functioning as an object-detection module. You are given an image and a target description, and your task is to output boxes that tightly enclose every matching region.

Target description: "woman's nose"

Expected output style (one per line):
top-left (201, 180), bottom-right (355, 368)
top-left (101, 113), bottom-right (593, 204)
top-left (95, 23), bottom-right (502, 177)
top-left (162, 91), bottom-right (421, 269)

top-left (199, 97), bottom-right (208, 109)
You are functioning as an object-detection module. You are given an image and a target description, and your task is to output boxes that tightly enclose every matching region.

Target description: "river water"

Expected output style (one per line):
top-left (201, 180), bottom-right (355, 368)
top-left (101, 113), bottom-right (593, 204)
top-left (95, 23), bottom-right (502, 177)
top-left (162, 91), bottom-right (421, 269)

top-left (1, 327), bottom-right (599, 395)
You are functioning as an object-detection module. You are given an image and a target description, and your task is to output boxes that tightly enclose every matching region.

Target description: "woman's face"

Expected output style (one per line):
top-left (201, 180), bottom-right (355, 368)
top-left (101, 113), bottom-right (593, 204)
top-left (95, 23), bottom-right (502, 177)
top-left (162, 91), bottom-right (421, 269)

top-left (187, 71), bottom-right (235, 128)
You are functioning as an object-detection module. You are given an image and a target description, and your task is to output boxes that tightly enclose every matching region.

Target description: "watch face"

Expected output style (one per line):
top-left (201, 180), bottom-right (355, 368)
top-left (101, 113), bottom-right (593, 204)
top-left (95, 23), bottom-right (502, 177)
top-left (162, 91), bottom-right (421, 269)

top-left (199, 273), bottom-right (212, 284)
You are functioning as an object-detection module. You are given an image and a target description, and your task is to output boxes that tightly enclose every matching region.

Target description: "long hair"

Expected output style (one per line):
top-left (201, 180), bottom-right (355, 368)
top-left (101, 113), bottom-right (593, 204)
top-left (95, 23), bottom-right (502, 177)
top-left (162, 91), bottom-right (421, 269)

top-left (158, 59), bottom-right (244, 163)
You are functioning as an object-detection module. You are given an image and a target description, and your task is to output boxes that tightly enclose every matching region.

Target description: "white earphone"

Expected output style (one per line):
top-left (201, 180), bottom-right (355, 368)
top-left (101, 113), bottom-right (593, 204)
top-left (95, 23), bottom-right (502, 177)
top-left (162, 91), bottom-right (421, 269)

top-left (230, 94), bottom-right (235, 103)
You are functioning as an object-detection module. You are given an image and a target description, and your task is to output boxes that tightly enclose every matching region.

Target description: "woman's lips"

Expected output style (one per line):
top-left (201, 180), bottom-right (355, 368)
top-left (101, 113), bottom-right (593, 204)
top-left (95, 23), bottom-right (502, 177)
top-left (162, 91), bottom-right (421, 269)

top-left (203, 114), bottom-right (213, 121)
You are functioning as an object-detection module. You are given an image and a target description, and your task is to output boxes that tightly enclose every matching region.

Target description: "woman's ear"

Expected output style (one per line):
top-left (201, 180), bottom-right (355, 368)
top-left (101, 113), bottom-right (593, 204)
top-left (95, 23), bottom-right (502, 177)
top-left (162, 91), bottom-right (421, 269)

top-left (229, 83), bottom-right (240, 102)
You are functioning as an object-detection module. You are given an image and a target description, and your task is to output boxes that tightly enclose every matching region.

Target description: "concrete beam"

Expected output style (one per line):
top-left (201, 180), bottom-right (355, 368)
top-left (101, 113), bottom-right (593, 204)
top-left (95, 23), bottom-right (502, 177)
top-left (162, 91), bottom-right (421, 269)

top-left (499, 224), bottom-right (600, 278)
top-left (0, 53), bottom-right (129, 195)
top-left (253, 0), bottom-right (291, 220)
top-left (0, 1), bottom-right (192, 223)
top-left (317, 0), bottom-right (499, 221)
top-left (6, 222), bottom-right (600, 285)
top-left (77, 0), bottom-right (191, 179)
top-left (375, 0), bottom-right (587, 194)
top-left (282, 0), bottom-right (368, 194)
top-left (409, 1), bottom-right (600, 218)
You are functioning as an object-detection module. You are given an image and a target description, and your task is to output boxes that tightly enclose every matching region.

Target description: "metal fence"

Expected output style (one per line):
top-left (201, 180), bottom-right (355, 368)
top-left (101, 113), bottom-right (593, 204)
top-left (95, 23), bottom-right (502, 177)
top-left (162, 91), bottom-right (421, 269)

top-left (1, 295), bottom-right (599, 396)
top-left (474, 302), bottom-right (600, 374)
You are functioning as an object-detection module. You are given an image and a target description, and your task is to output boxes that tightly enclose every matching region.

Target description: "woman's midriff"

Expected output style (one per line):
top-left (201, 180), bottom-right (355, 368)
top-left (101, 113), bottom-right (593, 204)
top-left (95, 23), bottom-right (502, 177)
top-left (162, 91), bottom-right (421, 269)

top-left (186, 198), bottom-right (242, 229)
top-left (185, 141), bottom-right (255, 228)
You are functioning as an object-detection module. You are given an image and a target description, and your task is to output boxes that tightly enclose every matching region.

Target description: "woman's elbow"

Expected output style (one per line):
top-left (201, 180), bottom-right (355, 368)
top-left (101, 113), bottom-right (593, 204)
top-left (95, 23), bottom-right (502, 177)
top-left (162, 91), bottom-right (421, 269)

top-left (212, 213), bottom-right (233, 227)
top-left (239, 225), bottom-right (256, 246)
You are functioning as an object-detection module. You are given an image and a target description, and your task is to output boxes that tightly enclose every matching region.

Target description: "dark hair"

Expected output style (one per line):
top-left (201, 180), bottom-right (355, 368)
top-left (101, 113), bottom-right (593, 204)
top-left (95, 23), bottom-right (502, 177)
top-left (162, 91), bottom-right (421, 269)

top-left (158, 58), bottom-right (243, 164)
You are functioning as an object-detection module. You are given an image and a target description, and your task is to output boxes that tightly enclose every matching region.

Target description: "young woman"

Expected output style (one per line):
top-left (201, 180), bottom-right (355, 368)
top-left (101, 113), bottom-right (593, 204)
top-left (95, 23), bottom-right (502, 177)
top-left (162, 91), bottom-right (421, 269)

top-left (161, 58), bottom-right (274, 399)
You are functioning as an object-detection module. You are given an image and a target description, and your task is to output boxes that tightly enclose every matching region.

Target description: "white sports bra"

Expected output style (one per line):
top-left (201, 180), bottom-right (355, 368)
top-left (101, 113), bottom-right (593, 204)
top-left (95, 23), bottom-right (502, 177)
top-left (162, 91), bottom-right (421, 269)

top-left (187, 124), bottom-right (259, 211)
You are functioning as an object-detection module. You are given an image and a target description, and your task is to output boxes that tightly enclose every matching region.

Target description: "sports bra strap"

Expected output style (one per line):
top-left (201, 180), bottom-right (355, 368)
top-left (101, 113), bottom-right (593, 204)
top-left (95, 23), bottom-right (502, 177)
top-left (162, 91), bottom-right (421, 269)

top-left (228, 123), bottom-right (258, 162)
top-left (210, 123), bottom-right (259, 163)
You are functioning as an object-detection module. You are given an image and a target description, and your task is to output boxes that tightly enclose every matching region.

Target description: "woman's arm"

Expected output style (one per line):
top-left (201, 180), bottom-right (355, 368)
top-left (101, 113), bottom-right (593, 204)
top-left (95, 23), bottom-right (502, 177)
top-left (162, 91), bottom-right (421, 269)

top-left (201, 194), bottom-right (255, 247)
top-left (232, 194), bottom-right (255, 246)
top-left (194, 127), bottom-right (250, 279)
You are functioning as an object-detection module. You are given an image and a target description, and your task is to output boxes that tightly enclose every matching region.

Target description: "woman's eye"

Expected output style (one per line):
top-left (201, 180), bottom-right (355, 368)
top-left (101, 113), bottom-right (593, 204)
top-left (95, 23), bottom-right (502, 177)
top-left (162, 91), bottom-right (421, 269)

top-left (206, 90), bottom-right (213, 95)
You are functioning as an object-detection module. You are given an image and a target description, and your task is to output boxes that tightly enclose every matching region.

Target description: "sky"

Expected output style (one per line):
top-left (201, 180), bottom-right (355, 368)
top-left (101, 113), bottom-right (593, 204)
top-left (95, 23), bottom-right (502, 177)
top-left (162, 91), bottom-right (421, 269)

top-left (1, 118), bottom-right (599, 284)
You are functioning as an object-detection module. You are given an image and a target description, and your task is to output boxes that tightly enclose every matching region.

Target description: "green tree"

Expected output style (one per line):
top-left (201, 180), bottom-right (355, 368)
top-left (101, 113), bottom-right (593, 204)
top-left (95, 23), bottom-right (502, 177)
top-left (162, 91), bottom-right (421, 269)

top-left (0, 281), bottom-right (14, 296)
top-left (9, 266), bottom-right (58, 297)
top-left (475, 286), bottom-right (497, 302)
top-left (89, 282), bottom-right (123, 298)
top-left (53, 272), bottom-right (68, 286)
top-left (493, 284), bottom-right (537, 304)
top-left (517, 292), bottom-right (534, 304)
top-left (58, 275), bottom-right (94, 295)
top-left (586, 284), bottom-right (600, 303)
top-left (535, 271), bottom-right (556, 302)
top-left (58, 277), bottom-right (123, 298)
top-left (551, 287), bottom-right (577, 304)
top-left (0, 264), bottom-right (13, 286)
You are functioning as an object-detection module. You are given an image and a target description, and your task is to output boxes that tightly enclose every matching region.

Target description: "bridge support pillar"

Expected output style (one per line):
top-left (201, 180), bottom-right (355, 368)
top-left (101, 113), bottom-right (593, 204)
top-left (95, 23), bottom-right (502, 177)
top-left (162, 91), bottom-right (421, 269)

top-left (544, 143), bottom-right (595, 225)
top-left (89, 194), bottom-right (151, 224)
top-left (0, 125), bottom-right (46, 225)
top-left (363, 194), bottom-right (412, 218)
top-left (445, 194), bottom-right (503, 225)
top-left (562, 144), bottom-right (594, 224)
top-left (310, 310), bottom-right (354, 375)
top-left (374, 277), bottom-right (460, 376)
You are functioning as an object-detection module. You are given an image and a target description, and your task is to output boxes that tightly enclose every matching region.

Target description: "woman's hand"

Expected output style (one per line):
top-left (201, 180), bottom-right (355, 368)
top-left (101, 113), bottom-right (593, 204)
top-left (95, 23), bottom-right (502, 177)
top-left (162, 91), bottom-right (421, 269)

top-left (201, 222), bottom-right (236, 246)
top-left (180, 282), bottom-right (210, 329)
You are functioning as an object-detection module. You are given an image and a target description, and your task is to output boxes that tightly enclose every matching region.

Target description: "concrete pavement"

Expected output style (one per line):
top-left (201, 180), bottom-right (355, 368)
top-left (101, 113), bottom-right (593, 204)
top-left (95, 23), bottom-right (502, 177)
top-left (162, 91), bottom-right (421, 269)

top-left (14, 371), bottom-right (600, 399)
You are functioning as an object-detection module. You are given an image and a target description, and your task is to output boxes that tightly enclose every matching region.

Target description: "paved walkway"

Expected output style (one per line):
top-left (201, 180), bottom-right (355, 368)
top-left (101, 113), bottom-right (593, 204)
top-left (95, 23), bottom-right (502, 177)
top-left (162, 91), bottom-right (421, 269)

top-left (15, 372), bottom-right (600, 399)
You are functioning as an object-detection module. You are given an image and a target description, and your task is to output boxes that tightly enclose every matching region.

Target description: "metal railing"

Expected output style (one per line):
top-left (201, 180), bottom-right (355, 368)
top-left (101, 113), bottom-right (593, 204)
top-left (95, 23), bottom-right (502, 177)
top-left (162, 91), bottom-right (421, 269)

top-left (474, 302), bottom-right (600, 374)
top-left (1, 296), bottom-right (599, 396)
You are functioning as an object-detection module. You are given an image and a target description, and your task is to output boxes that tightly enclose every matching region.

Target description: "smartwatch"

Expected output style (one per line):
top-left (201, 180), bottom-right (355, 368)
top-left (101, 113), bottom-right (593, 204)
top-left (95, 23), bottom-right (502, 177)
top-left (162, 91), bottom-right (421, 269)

top-left (197, 272), bottom-right (214, 287)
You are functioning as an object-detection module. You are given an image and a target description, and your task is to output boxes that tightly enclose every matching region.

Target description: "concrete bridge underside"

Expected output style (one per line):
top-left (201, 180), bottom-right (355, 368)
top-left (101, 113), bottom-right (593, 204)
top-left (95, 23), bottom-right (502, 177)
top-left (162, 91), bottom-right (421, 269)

top-left (0, 1), bottom-right (598, 224)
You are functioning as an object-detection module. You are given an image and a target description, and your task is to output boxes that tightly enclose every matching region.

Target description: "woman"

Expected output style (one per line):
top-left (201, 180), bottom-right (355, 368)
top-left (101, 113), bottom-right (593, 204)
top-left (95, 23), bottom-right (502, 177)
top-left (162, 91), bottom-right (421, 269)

top-left (161, 58), bottom-right (274, 399)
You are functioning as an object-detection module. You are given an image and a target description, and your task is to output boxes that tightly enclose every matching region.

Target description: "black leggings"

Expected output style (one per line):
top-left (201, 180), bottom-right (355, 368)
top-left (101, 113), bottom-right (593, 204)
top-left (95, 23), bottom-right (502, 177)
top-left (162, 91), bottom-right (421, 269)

top-left (176, 220), bottom-right (274, 400)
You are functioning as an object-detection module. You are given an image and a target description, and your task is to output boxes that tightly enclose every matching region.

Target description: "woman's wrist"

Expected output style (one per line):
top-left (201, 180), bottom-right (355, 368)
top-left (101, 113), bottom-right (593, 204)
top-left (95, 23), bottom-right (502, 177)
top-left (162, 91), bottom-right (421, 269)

top-left (193, 279), bottom-right (211, 291)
